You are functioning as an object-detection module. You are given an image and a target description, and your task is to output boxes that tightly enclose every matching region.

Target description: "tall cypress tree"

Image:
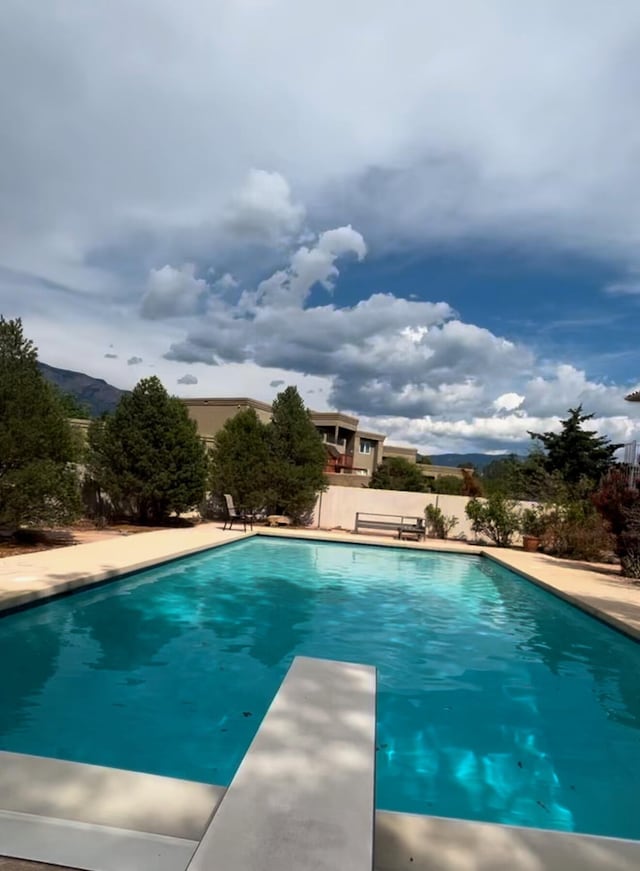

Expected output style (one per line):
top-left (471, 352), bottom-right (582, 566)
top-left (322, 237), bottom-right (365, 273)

top-left (87, 376), bottom-right (208, 523)
top-left (0, 316), bottom-right (79, 528)
top-left (269, 386), bottom-right (327, 522)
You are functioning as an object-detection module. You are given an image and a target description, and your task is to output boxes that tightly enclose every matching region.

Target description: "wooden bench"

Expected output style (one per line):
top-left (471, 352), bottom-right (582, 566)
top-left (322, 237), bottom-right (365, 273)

top-left (354, 512), bottom-right (426, 540)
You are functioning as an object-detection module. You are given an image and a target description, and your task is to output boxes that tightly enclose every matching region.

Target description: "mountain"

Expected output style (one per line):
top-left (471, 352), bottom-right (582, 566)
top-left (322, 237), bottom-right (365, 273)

top-left (39, 362), bottom-right (126, 417)
top-left (429, 452), bottom-right (520, 471)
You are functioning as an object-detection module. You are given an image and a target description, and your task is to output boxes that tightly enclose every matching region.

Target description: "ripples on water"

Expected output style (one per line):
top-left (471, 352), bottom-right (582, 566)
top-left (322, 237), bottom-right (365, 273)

top-left (1, 538), bottom-right (639, 838)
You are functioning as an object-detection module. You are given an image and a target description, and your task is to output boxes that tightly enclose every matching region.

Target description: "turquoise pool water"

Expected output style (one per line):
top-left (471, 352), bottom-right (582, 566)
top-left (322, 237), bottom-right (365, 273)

top-left (1, 538), bottom-right (640, 838)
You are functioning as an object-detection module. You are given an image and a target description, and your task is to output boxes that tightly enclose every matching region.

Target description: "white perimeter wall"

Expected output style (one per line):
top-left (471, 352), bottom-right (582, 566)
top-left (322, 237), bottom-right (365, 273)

top-left (313, 486), bottom-right (534, 541)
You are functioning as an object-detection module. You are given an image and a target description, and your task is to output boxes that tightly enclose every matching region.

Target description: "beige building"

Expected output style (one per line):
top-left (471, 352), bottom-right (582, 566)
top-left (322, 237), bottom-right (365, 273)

top-left (180, 397), bottom-right (404, 484)
top-left (179, 396), bottom-right (472, 487)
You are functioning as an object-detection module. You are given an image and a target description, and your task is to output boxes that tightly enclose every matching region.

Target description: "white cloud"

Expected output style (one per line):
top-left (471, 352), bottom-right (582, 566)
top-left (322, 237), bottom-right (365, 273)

top-left (1, 2), bottom-right (640, 453)
top-left (493, 392), bottom-right (524, 412)
top-left (141, 264), bottom-right (206, 320)
top-left (177, 373), bottom-right (198, 385)
top-left (1, 1), bottom-right (640, 281)
top-left (224, 170), bottom-right (304, 243)
top-left (605, 278), bottom-right (640, 295)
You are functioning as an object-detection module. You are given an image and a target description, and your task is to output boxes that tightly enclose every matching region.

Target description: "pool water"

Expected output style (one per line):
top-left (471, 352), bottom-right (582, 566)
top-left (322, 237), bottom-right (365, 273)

top-left (1, 538), bottom-right (640, 839)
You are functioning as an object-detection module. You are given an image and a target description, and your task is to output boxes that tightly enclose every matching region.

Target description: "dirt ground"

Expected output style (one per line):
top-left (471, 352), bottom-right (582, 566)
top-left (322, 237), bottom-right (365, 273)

top-left (0, 520), bottom-right (185, 559)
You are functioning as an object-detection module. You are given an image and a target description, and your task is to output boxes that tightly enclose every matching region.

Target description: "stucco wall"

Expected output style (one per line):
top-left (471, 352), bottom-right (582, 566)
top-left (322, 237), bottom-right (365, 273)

top-left (313, 486), bottom-right (532, 541)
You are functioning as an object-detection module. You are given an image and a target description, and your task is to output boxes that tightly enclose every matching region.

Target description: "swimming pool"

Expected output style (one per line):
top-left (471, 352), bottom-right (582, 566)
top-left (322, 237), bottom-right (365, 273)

top-left (1, 537), bottom-right (639, 839)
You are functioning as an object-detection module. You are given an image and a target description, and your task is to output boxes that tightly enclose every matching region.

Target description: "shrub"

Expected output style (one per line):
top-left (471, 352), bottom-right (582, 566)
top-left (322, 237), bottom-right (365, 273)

top-left (425, 504), bottom-right (458, 539)
top-left (542, 501), bottom-right (612, 562)
top-left (593, 469), bottom-right (640, 578)
top-left (465, 495), bottom-right (521, 547)
top-left (519, 506), bottom-right (549, 538)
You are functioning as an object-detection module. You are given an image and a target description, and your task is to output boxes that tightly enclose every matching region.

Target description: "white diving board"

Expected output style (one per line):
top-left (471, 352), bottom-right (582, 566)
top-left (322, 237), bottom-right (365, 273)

top-left (187, 655), bottom-right (377, 871)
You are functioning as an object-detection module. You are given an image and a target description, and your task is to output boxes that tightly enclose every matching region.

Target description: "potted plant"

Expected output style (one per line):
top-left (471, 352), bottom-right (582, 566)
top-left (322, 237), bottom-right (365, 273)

top-left (520, 507), bottom-right (547, 552)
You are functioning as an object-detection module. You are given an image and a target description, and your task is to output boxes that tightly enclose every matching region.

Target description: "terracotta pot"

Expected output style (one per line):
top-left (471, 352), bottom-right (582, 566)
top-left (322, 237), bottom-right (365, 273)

top-left (522, 534), bottom-right (541, 553)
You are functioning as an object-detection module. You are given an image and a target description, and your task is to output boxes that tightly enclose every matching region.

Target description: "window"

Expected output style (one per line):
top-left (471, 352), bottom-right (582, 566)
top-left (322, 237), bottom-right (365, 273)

top-left (359, 438), bottom-right (375, 455)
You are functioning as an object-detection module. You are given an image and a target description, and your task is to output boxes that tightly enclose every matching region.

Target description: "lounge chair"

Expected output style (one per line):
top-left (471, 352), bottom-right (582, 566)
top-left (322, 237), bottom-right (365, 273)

top-left (223, 494), bottom-right (255, 531)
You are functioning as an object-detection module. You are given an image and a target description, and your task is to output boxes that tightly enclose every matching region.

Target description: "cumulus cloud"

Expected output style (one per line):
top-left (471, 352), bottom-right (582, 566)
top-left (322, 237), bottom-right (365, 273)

top-left (141, 264), bottom-right (206, 320)
top-left (493, 392), bottom-right (525, 412)
top-left (104, 353), bottom-right (118, 359)
top-left (127, 355), bottom-right (143, 365)
top-left (270, 379), bottom-right (285, 387)
top-left (2, 2), bottom-right (640, 453)
top-left (224, 170), bottom-right (304, 243)
top-left (177, 373), bottom-right (198, 385)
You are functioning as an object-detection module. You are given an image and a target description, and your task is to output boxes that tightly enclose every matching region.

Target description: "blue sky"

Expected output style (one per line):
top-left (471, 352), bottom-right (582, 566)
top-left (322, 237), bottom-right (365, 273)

top-left (0, 1), bottom-right (639, 454)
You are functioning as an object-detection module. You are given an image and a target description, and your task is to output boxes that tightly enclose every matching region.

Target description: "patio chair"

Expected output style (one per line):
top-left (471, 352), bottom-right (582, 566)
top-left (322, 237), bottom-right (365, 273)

top-left (223, 494), bottom-right (254, 531)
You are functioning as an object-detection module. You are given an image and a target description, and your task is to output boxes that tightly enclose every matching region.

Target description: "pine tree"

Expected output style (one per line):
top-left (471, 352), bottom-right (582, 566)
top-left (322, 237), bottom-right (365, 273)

top-left (87, 376), bottom-right (208, 523)
top-left (528, 406), bottom-right (620, 487)
top-left (269, 386), bottom-right (327, 521)
top-left (209, 408), bottom-right (273, 511)
top-left (0, 317), bottom-right (80, 528)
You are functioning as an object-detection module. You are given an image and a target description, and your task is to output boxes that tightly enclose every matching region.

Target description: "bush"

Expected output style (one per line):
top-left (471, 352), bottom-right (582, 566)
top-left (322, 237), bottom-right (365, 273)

top-left (424, 504), bottom-right (458, 539)
top-left (519, 506), bottom-right (549, 538)
top-left (466, 495), bottom-right (521, 547)
top-left (430, 475), bottom-right (463, 495)
top-left (370, 457), bottom-right (427, 492)
top-left (542, 501), bottom-right (612, 562)
top-left (593, 469), bottom-right (640, 577)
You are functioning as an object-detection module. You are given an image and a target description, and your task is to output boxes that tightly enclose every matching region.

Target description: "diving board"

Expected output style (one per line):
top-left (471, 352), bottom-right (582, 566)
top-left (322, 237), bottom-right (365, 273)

top-left (187, 656), bottom-right (376, 871)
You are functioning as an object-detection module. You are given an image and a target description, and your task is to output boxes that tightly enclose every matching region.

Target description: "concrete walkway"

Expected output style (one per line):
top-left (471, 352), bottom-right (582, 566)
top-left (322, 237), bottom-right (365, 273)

top-left (0, 525), bottom-right (249, 614)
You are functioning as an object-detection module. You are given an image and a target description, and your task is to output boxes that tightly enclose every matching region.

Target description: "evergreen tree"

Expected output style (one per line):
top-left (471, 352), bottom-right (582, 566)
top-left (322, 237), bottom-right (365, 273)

top-left (209, 408), bottom-right (272, 511)
top-left (87, 376), bottom-right (208, 523)
top-left (0, 316), bottom-right (80, 528)
top-left (529, 406), bottom-right (620, 487)
top-left (369, 456), bottom-right (427, 492)
top-left (269, 386), bottom-right (327, 521)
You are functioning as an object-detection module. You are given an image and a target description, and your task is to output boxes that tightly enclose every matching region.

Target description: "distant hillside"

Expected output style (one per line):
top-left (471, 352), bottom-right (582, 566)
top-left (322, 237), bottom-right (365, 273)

top-left (39, 362), bottom-right (126, 417)
top-left (429, 452), bottom-right (519, 471)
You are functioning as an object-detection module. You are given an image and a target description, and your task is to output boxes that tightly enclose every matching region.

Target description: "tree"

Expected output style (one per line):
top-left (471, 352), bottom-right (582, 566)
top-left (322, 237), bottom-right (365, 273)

top-left (0, 316), bottom-right (80, 529)
top-left (269, 386), bottom-right (327, 522)
top-left (529, 406), bottom-right (620, 487)
top-left (430, 475), bottom-right (464, 495)
top-left (369, 457), bottom-right (427, 492)
top-left (416, 453), bottom-right (432, 465)
top-left (87, 376), bottom-right (208, 523)
top-left (54, 387), bottom-right (91, 420)
top-left (461, 467), bottom-right (483, 497)
top-left (209, 408), bottom-right (273, 512)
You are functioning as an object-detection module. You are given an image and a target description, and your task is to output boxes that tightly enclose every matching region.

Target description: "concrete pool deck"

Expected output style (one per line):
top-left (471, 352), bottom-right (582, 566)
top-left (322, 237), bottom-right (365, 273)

top-left (1, 524), bottom-right (640, 870)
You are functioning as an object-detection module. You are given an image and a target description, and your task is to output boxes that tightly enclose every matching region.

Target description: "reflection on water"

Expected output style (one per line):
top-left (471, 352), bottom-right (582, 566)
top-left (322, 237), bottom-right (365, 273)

top-left (1, 538), bottom-right (639, 839)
